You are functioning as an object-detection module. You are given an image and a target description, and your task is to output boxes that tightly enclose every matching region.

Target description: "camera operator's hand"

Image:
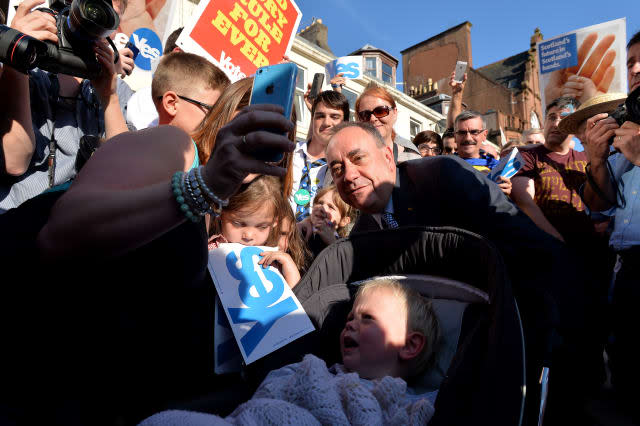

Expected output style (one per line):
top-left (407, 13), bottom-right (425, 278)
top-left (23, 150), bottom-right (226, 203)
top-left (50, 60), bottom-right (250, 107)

top-left (202, 104), bottom-right (295, 200)
top-left (613, 121), bottom-right (640, 166)
top-left (10, 0), bottom-right (58, 43)
top-left (116, 47), bottom-right (136, 78)
top-left (585, 113), bottom-right (618, 165)
top-left (91, 39), bottom-right (118, 106)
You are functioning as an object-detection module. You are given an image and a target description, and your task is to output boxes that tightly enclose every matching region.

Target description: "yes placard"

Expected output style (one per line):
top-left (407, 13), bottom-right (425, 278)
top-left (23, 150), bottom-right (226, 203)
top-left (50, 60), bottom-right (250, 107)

top-left (208, 244), bottom-right (314, 365)
top-left (177, 0), bottom-right (302, 81)
top-left (325, 56), bottom-right (364, 81)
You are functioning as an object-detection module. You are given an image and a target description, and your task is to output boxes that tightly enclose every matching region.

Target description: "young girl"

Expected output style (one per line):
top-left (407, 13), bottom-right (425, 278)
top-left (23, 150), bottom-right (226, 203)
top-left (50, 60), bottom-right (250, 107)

top-left (274, 204), bottom-right (311, 276)
top-left (301, 185), bottom-right (356, 257)
top-left (208, 175), bottom-right (301, 288)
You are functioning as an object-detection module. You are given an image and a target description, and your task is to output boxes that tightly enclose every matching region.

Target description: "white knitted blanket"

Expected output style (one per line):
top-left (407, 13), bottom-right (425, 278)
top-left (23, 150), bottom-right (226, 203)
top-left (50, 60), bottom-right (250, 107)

top-left (139, 354), bottom-right (435, 426)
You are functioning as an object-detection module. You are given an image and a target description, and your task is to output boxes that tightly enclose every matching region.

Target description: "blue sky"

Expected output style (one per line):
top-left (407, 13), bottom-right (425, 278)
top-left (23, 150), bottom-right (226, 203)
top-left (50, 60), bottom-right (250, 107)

top-left (296, 0), bottom-right (638, 85)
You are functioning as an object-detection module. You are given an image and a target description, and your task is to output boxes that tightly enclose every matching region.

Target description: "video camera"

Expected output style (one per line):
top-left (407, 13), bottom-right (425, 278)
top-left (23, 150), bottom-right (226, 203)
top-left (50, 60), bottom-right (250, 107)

top-left (610, 86), bottom-right (640, 128)
top-left (0, 0), bottom-right (119, 79)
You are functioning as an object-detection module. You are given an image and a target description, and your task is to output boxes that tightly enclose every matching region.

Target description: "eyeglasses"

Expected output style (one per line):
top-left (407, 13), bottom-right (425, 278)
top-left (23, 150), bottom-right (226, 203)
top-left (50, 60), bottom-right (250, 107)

top-left (357, 105), bottom-right (393, 122)
top-left (177, 95), bottom-right (214, 111)
top-left (417, 144), bottom-right (442, 155)
top-left (156, 95), bottom-right (214, 112)
top-left (455, 129), bottom-right (484, 137)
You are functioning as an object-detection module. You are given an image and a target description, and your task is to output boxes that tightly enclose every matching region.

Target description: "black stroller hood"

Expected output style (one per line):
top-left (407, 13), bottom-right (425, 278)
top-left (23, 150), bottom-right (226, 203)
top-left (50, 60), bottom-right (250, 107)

top-left (252, 226), bottom-right (525, 426)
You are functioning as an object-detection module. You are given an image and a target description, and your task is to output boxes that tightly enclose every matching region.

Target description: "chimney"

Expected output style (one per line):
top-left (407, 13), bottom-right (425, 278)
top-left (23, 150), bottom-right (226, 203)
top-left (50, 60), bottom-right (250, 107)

top-left (298, 18), bottom-right (333, 54)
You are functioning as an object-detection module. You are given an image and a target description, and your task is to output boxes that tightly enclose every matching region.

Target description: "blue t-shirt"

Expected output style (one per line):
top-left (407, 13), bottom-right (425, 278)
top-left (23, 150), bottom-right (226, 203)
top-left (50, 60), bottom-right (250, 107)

top-left (462, 155), bottom-right (499, 174)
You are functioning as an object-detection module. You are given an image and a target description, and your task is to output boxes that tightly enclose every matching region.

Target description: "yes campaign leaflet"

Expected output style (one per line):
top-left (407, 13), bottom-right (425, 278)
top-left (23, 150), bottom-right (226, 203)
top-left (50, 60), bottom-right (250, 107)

top-left (208, 243), bottom-right (314, 365)
top-left (488, 147), bottom-right (524, 182)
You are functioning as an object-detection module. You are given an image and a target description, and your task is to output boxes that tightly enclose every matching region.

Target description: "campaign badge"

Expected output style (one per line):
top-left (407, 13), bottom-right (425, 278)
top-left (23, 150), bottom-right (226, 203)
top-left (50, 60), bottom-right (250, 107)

top-left (294, 189), bottom-right (310, 206)
top-left (130, 28), bottom-right (162, 71)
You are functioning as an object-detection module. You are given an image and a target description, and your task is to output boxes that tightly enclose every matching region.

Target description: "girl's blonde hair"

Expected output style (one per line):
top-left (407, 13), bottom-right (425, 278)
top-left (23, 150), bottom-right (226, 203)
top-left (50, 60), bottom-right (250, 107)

top-left (313, 184), bottom-right (356, 237)
top-left (209, 175), bottom-right (283, 246)
top-left (271, 202), bottom-right (311, 272)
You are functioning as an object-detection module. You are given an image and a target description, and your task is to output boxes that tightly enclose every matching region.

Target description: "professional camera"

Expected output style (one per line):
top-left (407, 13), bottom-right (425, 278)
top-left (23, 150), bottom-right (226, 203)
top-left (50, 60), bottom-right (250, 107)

top-left (610, 86), bottom-right (640, 127)
top-left (0, 0), bottom-right (119, 79)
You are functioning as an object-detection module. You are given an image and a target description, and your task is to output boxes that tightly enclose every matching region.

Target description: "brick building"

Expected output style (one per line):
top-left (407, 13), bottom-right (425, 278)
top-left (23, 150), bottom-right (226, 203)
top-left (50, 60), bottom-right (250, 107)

top-left (401, 22), bottom-right (545, 145)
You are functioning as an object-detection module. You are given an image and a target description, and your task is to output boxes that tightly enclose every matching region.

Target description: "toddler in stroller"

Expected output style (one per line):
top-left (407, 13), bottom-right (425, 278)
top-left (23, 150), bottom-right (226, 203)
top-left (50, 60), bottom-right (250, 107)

top-left (140, 278), bottom-right (441, 425)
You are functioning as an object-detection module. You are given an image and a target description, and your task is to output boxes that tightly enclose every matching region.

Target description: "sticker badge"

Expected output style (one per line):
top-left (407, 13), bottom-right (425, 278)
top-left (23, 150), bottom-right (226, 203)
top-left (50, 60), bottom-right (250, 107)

top-left (294, 189), bottom-right (310, 206)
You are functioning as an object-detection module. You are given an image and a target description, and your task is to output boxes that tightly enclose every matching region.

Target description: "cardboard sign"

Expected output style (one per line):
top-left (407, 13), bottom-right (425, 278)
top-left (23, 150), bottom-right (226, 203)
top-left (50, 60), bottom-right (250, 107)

top-left (325, 56), bottom-right (364, 81)
top-left (488, 147), bottom-right (524, 182)
top-left (177, 0), bottom-right (302, 82)
top-left (537, 18), bottom-right (627, 111)
top-left (208, 243), bottom-right (314, 365)
top-left (214, 296), bottom-right (242, 374)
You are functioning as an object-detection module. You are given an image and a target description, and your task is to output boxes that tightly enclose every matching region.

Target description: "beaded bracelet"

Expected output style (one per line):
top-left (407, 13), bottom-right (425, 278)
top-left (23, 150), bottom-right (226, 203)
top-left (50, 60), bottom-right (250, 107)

top-left (171, 171), bottom-right (200, 222)
top-left (195, 166), bottom-right (229, 209)
top-left (186, 169), bottom-right (213, 215)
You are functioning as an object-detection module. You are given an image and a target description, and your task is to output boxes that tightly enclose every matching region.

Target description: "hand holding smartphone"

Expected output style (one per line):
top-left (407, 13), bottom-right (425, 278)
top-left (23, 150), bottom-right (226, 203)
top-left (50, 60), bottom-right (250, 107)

top-left (248, 62), bottom-right (298, 162)
top-left (454, 61), bottom-right (468, 83)
top-left (308, 73), bottom-right (324, 101)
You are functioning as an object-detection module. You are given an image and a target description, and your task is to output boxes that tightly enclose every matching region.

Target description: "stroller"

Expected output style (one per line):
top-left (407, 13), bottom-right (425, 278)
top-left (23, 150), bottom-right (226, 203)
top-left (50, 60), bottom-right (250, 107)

top-left (237, 226), bottom-right (528, 426)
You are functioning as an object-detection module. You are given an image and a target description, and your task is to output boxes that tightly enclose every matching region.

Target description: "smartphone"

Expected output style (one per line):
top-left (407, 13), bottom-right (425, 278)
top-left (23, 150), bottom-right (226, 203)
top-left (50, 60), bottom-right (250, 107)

top-left (125, 40), bottom-right (140, 60)
top-left (309, 73), bottom-right (324, 100)
top-left (249, 62), bottom-right (298, 162)
top-left (454, 61), bottom-right (468, 83)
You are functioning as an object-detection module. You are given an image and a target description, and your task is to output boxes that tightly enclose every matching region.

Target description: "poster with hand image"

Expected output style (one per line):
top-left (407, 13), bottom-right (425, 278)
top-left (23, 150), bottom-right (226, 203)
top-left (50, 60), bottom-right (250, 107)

top-left (537, 18), bottom-right (626, 112)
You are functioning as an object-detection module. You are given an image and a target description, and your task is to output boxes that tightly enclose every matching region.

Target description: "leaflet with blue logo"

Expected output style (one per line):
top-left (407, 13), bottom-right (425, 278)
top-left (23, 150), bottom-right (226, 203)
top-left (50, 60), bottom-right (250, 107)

top-left (208, 243), bottom-right (314, 365)
top-left (214, 296), bottom-right (242, 374)
top-left (488, 147), bottom-right (524, 182)
top-left (325, 56), bottom-right (364, 81)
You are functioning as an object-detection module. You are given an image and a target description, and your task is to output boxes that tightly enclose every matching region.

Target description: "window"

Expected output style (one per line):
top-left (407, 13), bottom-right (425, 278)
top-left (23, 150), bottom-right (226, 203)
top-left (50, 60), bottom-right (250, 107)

top-left (342, 88), bottom-right (358, 122)
top-left (294, 66), bottom-right (306, 123)
top-left (365, 57), bottom-right (377, 78)
top-left (530, 110), bottom-right (541, 129)
top-left (410, 118), bottom-right (422, 138)
top-left (382, 62), bottom-right (393, 84)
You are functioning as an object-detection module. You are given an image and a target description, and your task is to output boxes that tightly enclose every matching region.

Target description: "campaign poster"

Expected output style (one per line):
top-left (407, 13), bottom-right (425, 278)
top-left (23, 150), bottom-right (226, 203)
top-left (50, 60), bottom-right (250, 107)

top-left (176, 0), bottom-right (302, 82)
top-left (537, 18), bottom-right (627, 112)
top-left (325, 56), bottom-right (364, 81)
top-left (208, 243), bottom-right (314, 365)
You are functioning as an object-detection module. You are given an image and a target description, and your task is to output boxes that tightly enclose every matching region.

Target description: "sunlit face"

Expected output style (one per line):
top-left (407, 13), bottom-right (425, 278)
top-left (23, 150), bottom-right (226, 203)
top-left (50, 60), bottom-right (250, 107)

top-left (326, 126), bottom-right (395, 214)
top-left (312, 102), bottom-right (344, 148)
top-left (220, 202), bottom-right (275, 246)
top-left (312, 190), bottom-right (348, 229)
top-left (176, 88), bottom-right (222, 133)
top-left (356, 95), bottom-right (397, 144)
top-left (544, 106), bottom-right (573, 146)
top-left (454, 117), bottom-right (486, 159)
top-left (341, 287), bottom-right (408, 379)
top-left (628, 42), bottom-right (640, 94)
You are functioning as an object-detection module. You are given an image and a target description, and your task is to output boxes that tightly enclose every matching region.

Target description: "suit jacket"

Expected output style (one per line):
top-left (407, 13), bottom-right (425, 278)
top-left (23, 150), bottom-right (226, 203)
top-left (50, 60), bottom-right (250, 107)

top-left (352, 155), bottom-right (589, 335)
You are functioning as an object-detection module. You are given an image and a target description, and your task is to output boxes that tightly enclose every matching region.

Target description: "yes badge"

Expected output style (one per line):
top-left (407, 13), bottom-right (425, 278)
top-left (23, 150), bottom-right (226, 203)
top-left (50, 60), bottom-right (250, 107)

top-left (294, 189), bottom-right (310, 206)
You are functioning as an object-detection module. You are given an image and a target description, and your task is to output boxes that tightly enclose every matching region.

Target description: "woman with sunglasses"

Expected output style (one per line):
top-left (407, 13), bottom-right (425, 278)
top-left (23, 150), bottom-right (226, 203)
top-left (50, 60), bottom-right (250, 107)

top-left (355, 83), bottom-right (421, 163)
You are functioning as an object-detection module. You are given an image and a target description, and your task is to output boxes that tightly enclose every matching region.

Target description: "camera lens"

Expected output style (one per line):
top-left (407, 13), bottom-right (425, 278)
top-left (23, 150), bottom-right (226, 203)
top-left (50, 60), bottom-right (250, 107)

top-left (0, 25), bottom-right (47, 72)
top-left (66, 0), bottom-right (119, 41)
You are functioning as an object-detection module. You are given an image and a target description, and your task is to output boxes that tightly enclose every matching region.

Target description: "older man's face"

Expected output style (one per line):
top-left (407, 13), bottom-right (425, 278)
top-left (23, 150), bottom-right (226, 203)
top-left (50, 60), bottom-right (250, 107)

top-left (326, 126), bottom-right (395, 214)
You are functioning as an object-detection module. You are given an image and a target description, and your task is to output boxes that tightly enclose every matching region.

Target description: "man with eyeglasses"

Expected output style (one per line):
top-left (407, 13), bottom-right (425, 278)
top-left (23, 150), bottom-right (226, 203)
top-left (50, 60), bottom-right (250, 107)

top-left (454, 111), bottom-right (499, 173)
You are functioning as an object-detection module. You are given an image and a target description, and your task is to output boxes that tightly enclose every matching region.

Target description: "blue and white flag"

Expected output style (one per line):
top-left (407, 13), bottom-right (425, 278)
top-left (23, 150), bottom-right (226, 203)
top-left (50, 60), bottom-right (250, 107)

top-left (488, 147), bottom-right (524, 182)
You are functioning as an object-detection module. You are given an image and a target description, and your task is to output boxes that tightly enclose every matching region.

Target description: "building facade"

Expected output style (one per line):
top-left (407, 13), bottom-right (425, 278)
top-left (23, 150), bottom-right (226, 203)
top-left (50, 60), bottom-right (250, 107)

top-left (401, 22), bottom-right (544, 145)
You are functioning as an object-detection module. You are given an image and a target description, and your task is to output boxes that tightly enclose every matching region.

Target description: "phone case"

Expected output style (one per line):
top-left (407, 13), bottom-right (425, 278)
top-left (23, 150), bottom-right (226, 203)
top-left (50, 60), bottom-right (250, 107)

top-left (249, 62), bottom-right (298, 119)
top-left (309, 73), bottom-right (324, 99)
top-left (454, 61), bottom-right (467, 83)
top-left (248, 63), bottom-right (298, 162)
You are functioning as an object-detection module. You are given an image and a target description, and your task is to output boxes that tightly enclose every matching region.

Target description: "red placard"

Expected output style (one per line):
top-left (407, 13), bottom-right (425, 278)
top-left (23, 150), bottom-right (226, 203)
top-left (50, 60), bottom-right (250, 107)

top-left (187, 0), bottom-right (301, 79)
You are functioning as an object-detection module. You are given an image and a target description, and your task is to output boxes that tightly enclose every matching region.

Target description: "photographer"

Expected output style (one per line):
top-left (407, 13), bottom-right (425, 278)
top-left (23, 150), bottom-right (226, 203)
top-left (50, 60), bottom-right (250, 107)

top-left (581, 30), bottom-right (640, 419)
top-left (0, 0), bottom-right (133, 213)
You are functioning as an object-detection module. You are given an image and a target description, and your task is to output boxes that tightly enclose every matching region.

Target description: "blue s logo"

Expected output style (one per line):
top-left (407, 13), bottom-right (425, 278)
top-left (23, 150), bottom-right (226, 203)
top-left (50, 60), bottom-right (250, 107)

top-left (130, 28), bottom-right (162, 71)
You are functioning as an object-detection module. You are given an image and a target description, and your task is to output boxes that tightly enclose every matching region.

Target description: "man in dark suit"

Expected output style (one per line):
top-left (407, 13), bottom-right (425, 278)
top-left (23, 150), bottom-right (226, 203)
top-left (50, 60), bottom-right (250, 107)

top-left (325, 120), bottom-right (603, 425)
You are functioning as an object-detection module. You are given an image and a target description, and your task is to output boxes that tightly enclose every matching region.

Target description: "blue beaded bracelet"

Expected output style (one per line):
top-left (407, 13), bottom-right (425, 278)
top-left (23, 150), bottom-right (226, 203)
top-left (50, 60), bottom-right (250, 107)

top-left (195, 166), bottom-right (228, 209)
top-left (171, 171), bottom-right (200, 222)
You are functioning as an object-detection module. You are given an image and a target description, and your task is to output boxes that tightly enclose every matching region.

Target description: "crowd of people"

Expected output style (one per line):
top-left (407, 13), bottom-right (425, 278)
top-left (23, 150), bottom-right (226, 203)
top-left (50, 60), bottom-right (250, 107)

top-left (1, 1), bottom-right (640, 424)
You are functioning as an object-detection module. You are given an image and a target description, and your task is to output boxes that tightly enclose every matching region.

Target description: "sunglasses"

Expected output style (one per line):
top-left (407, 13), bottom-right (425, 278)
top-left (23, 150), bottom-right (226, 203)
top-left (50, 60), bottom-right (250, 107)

top-left (357, 105), bottom-right (393, 122)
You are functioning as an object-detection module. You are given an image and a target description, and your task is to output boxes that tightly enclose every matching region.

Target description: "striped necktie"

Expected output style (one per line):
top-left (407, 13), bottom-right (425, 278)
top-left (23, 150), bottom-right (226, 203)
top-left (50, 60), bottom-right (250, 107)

top-left (295, 158), bottom-right (327, 221)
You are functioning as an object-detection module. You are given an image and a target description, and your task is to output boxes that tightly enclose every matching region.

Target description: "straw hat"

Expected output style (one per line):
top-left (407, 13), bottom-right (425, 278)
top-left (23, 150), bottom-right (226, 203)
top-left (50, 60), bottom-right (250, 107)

top-left (558, 93), bottom-right (627, 134)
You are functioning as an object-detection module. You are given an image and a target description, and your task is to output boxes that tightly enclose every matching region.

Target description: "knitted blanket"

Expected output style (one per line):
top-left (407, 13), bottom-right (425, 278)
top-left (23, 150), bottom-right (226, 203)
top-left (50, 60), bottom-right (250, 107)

top-left (139, 354), bottom-right (435, 426)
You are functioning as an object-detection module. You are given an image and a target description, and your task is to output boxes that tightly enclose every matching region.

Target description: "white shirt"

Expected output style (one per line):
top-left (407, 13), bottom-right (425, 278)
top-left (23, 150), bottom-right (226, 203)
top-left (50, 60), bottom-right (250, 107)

top-left (289, 140), bottom-right (329, 213)
top-left (126, 86), bottom-right (159, 130)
